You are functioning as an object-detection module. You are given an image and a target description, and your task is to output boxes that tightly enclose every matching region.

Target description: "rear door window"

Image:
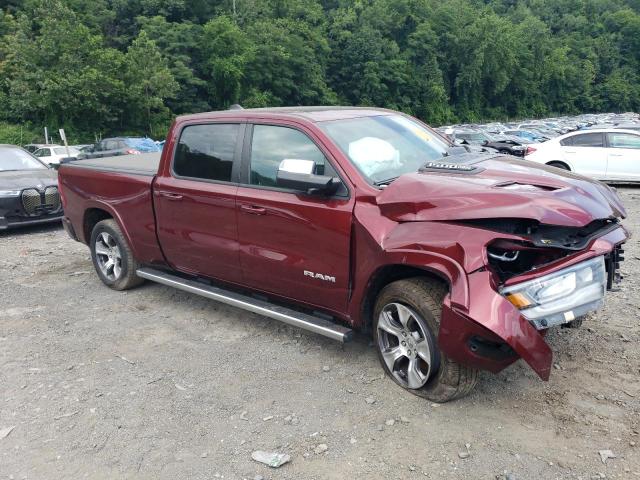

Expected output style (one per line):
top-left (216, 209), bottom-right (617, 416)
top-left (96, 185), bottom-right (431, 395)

top-left (173, 124), bottom-right (239, 182)
top-left (607, 133), bottom-right (640, 149)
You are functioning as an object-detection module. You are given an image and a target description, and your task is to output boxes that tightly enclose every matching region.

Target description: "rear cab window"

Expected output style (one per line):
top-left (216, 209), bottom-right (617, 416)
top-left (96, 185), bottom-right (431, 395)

top-left (173, 123), bottom-right (240, 182)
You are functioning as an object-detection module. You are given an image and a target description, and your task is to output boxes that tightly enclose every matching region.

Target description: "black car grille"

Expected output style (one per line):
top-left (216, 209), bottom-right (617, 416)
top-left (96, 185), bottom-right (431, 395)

top-left (20, 186), bottom-right (61, 216)
top-left (21, 189), bottom-right (41, 214)
top-left (44, 186), bottom-right (61, 211)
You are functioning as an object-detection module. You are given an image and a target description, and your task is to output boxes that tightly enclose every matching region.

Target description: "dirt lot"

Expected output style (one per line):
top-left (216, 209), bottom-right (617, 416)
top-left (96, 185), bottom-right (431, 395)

top-left (1, 188), bottom-right (639, 480)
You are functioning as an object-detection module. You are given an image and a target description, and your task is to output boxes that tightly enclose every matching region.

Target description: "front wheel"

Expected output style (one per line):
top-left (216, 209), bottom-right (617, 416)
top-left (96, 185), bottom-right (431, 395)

top-left (90, 219), bottom-right (143, 290)
top-left (373, 278), bottom-right (478, 402)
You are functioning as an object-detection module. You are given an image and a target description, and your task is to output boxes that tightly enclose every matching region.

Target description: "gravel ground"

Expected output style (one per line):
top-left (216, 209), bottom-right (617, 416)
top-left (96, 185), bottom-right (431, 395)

top-left (1, 188), bottom-right (639, 480)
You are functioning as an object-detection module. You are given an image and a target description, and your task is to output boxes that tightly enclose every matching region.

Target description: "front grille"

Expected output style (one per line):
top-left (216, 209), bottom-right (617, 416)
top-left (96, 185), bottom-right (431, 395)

top-left (20, 186), bottom-right (61, 216)
top-left (21, 189), bottom-right (41, 215)
top-left (44, 186), bottom-right (60, 211)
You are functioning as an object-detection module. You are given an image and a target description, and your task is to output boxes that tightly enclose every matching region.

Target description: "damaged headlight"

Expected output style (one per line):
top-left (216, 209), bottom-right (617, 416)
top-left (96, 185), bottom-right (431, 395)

top-left (500, 256), bottom-right (606, 329)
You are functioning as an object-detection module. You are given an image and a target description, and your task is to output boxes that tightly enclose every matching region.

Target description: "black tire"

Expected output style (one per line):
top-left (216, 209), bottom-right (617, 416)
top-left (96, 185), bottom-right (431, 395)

top-left (90, 219), bottom-right (143, 291)
top-left (547, 161), bottom-right (570, 171)
top-left (373, 278), bottom-right (478, 402)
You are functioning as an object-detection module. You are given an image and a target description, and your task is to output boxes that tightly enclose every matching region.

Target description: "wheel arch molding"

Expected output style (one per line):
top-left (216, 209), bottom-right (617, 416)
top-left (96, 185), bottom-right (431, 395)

top-left (352, 250), bottom-right (469, 331)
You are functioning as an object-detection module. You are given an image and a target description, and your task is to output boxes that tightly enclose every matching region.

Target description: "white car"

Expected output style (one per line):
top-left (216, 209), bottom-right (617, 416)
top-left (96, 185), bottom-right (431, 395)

top-left (524, 129), bottom-right (640, 182)
top-left (33, 145), bottom-right (80, 166)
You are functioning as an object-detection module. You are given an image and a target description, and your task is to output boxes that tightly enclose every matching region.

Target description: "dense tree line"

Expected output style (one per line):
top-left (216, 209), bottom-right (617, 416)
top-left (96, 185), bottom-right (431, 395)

top-left (0, 0), bottom-right (639, 143)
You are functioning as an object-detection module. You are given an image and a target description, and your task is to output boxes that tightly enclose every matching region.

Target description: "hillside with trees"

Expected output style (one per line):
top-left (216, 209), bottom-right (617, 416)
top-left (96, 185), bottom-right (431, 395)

top-left (1, 0), bottom-right (639, 142)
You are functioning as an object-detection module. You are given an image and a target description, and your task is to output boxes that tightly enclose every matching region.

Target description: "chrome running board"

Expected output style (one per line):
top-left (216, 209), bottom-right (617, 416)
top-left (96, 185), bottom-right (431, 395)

top-left (136, 267), bottom-right (353, 343)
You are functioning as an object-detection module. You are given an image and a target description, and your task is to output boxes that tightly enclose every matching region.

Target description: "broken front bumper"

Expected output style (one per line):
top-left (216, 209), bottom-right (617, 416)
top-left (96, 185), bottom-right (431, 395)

top-left (438, 225), bottom-right (628, 380)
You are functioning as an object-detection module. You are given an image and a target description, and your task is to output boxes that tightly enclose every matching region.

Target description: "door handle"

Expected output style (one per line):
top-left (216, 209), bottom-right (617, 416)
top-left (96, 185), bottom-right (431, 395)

top-left (158, 191), bottom-right (183, 201)
top-left (610, 154), bottom-right (623, 157)
top-left (240, 204), bottom-right (267, 215)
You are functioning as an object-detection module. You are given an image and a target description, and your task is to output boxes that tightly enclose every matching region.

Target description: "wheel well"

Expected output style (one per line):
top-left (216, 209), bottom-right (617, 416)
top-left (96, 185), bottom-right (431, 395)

top-left (83, 208), bottom-right (112, 242)
top-left (546, 161), bottom-right (570, 170)
top-left (361, 265), bottom-right (449, 332)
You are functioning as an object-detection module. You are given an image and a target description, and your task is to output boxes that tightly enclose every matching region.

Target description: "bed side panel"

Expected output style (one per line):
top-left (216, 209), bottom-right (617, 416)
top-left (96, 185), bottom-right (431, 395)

top-left (58, 165), bottom-right (165, 265)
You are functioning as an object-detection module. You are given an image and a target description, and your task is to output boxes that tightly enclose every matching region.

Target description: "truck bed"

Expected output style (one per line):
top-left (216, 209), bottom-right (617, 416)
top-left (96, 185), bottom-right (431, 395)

top-left (66, 152), bottom-right (161, 176)
top-left (58, 152), bottom-right (166, 265)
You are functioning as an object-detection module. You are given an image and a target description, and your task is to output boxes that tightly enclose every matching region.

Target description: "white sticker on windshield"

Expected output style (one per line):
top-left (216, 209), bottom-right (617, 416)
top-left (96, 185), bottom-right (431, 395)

top-left (348, 137), bottom-right (400, 177)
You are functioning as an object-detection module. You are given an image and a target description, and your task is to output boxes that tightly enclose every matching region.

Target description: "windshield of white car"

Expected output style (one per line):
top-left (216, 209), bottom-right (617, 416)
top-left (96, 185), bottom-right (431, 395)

top-left (318, 115), bottom-right (449, 185)
top-left (0, 147), bottom-right (48, 171)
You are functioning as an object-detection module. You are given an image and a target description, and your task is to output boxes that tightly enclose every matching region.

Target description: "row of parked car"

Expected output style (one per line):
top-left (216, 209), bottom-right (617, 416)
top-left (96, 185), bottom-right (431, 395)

top-left (0, 137), bottom-right (162, 230)
top-left (2, 111), bottom-right (639, 232)
top-left (436, 112), bottom-right (640, 182)
top-left (22, 136), bottom-right (162, 167)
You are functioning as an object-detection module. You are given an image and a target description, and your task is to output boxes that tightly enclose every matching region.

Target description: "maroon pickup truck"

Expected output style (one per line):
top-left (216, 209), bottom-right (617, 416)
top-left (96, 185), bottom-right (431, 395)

top-left (58, 107), bottom-right (628, 402)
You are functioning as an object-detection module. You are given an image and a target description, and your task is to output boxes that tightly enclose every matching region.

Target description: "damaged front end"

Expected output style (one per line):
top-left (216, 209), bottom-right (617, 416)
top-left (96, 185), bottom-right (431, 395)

top-left (438, 217), bottom-right (628, 380)
top-left (374, 159), bottom-right (629, 380)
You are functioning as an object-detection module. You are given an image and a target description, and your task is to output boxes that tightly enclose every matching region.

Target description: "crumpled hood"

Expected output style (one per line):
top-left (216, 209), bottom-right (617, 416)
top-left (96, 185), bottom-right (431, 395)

top-left (0, 169), bottom-right (58, 190)
top-left (377, 156), bottom-right (626, 227)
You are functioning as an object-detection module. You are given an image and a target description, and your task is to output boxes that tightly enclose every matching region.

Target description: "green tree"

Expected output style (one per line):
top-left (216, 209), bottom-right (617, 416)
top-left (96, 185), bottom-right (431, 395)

top-left (123, 30), bottom-right (178, 136)
top-left (201, 15), bottom-right (255, 108)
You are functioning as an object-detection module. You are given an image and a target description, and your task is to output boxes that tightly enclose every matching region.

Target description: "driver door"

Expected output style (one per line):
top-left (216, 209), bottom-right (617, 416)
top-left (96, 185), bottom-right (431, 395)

top-left (34, 148), bottom-right (53, 164)
top-left (236, 123), bottom-right (354, 313)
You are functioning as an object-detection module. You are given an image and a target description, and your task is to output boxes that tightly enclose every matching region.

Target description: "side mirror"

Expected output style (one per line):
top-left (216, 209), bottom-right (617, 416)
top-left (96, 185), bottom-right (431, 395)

top-left (276, 159), bottom-right (340, 196)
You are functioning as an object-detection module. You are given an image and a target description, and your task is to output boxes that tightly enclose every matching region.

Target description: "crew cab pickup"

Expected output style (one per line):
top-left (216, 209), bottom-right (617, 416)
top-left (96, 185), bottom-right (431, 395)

top-left (58, 107), bottom-right (628, 402)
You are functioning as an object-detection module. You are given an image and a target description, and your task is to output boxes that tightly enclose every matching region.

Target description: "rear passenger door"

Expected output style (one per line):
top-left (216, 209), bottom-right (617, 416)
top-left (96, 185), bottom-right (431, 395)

top-left (605, 132), bottom-right (640, 181)
top-left (91, 141), bottom-right (108, 158)
top-left (560, 132), bottom-right (607, 179)
top-left (154, 122), bottom-right (245, 282)
top-left (103, 140), bottom-right (123, 157)
top-left (236, 122), bottom-right (353, 313)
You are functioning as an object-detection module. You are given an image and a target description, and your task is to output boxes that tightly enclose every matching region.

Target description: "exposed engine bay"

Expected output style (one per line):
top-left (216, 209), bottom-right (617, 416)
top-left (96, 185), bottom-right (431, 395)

top-left (457, 217), bottom-right (622, 282)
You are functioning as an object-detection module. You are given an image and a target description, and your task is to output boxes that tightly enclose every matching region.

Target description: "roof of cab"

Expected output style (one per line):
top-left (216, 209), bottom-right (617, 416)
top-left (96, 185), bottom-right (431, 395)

top-left (176, 106), bottom-right (395, 123)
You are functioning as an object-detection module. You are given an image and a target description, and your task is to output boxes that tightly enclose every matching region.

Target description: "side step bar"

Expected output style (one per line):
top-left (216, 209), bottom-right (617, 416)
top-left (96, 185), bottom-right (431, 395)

top-left (136, 267), bottom-right (353, 343)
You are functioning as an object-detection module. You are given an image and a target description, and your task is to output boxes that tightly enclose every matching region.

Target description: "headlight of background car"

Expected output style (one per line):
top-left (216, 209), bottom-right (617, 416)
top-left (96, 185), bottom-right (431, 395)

top-left (0, 190), bottom-right (21, 197)
top-left (500, 256), bottom-right (606, 329)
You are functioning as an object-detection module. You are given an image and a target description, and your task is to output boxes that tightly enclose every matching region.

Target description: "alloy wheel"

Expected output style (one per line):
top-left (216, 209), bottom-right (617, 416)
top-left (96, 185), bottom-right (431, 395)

top-left (94, 232), bottom-right (123, 281)
top-left (377, 302), bottom-right (436, 389)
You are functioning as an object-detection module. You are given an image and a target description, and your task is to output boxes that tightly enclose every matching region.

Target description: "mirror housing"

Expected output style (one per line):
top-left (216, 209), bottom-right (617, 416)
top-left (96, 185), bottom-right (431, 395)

top-left (276, 159), bottom-right (341, 196)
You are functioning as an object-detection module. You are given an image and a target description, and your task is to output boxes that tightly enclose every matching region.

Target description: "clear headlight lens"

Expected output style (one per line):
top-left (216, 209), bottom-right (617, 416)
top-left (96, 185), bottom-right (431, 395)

top-left (501, 256), bottom-right (606, 329)
top-left (0, 190), bottom-right (20, 197)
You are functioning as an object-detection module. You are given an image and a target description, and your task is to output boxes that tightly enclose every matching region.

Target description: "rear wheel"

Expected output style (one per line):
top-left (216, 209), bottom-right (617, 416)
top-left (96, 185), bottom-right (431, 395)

top-left (547, 161), bottom-right (570, 171)
top-left (90, 219), bottom-right (143, 290)
top-left (373, 278), bottom-right (478, 403)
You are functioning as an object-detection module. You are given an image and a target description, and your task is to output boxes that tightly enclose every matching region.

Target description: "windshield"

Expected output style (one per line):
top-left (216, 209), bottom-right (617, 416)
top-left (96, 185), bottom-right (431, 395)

top-left (0, 147), bottom-right (47, 171)
top-left (318, 115), bottom-right (449, 184)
